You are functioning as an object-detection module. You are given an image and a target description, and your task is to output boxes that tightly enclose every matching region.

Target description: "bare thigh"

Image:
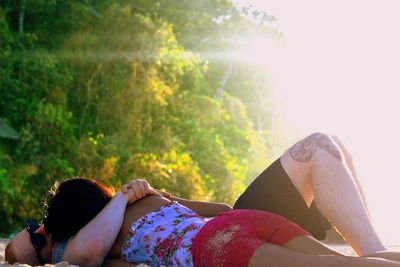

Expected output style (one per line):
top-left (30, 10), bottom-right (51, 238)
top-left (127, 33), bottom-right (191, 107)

top-left (283, 235), bottom-right (342, 256)
top-left (248, 243), bottom-right (346, 267)
top-left (248, 243), bottom-right (400, 267)
top-left (285, 235), bottom-right (400, 263)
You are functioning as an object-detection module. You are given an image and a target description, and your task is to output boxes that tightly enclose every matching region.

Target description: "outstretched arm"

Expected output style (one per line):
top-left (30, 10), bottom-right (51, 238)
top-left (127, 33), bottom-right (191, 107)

top-left (63, 180), bottom-right (159, 267)
top-left (156, 190), bottom-right (232, 217)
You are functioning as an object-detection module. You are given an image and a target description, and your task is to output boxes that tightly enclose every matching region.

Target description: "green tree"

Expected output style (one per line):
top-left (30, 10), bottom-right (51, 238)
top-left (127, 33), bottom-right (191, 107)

top-left (0, 1), bottom-right (283, 235)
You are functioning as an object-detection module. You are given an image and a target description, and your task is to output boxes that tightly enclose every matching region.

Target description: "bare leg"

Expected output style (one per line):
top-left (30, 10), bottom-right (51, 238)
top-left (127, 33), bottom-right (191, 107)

top-left (331, 136), bottom-right (369, 211)
top-left (285, 235), bottom-right (400, 263)
top-left (283, 235), bottom-right (342, 255)
top-left (249, 243), bottom-right (400, 267)
top-left (280, 132), bottom-right (386, 256)
top-left (366, 252), bottom-right (400, 263)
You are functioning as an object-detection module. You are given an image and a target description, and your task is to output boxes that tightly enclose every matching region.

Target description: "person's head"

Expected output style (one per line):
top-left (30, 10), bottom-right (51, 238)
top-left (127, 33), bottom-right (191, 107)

top-left (5, 220), bottom-right (53, 265)
top-left (43, 177), bottom-right (114, 241)
top-left (5, 177), bottom-right (114, 265)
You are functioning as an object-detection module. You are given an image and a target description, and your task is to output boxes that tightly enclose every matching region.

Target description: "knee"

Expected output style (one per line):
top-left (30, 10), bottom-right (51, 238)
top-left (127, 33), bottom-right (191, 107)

top-left (288, 132), bottom-right (343, 163)
top-left (331, 135), bottom-right (353, 161)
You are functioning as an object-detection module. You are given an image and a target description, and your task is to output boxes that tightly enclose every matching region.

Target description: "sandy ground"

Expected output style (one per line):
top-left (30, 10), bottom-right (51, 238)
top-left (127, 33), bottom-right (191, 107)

top-left (0, 239), bottom-right (356, 266)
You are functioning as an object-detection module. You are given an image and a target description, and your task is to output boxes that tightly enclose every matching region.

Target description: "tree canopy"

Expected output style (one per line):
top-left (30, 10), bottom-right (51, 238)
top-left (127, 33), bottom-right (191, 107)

top-left (0, 0), bottom-right (282, 236)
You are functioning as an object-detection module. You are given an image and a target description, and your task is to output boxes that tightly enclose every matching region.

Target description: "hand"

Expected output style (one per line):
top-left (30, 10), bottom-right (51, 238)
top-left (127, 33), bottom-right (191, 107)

top-left (155, 189), bottom-right (172, 199)
top-left (121, 179), bottom-right (161, 205)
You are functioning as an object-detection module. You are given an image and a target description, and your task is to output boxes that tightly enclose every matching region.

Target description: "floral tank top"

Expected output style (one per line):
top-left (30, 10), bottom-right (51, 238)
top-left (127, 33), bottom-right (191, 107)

top-left (121, 201), bottom-right (211, 266)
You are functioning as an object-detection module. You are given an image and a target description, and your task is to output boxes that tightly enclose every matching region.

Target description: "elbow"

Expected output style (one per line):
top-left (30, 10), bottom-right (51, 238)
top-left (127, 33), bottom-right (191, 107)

top-left (86, 243), bottom-right (108, 267)
top-left (81, 252), bottom-right (105, 267)
top-left (75, 239), bottom-right (108, 267)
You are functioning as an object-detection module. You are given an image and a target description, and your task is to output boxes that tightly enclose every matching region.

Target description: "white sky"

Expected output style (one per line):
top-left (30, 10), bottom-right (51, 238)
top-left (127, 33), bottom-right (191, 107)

top-left (234, 0), bottom-right (400, 245)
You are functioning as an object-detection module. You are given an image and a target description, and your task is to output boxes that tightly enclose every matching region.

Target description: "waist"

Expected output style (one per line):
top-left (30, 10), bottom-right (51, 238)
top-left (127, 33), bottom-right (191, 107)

top-left (121, 202), bottom-right (210, 266)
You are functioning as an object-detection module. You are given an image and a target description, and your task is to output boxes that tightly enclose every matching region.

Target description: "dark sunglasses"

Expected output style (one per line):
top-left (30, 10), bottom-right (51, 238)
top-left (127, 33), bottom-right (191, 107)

top-left (25, 219), bottom-right (46, 265)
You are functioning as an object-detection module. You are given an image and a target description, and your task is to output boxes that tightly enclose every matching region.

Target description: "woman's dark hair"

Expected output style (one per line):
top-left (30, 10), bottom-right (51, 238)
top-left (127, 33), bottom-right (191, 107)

top-left (43, 177), bottom-right (115, 242)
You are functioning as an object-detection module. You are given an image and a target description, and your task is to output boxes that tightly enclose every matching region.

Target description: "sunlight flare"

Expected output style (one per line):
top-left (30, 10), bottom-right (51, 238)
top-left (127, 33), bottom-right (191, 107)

top-left (236, 0), bottom-right (400, 245)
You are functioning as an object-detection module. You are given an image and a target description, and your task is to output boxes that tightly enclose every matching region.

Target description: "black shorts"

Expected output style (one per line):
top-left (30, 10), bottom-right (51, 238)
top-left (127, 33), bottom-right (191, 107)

top-left (233, 158), bottom-right (332, 240)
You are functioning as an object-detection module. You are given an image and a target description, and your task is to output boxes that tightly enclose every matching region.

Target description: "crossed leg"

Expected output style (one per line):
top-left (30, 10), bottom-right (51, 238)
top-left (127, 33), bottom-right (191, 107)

top-left (280, 132), bottom-right (386, 256)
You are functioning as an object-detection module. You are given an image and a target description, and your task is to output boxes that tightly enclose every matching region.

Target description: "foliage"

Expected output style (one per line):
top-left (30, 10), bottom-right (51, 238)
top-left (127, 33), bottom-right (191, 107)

top-left (0, 1), bottom-right (282, 236)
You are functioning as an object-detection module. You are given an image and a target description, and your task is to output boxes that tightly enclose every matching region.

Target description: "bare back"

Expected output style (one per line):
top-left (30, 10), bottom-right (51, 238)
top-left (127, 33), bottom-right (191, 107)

top-left (108, 195), bottom-right (171, 258)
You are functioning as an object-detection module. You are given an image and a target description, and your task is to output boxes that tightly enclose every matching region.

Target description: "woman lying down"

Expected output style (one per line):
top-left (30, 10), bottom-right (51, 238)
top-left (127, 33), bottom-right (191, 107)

top-left (6, 133), bottom-right (400, 267)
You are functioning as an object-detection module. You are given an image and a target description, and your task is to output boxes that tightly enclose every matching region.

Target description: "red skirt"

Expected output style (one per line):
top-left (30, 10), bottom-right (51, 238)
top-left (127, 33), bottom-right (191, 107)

top-left (191, 209), bottom-right (310, 267)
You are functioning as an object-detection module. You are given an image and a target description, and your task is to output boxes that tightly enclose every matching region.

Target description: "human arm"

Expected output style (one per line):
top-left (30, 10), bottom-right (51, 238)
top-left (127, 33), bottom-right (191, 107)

top-left (62, 180), bottom-right (159, 267)
top-left (62, 191), bottom-right (128, 267)
top-left (171, 196), bottom-right (232, 217)
top-left (156, 190), bottom-right (232, 217)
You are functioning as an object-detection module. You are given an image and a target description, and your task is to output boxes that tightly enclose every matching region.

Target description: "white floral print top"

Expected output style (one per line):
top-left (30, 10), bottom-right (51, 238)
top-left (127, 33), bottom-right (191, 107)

top-left (121, 201), bottom-right (210, 267)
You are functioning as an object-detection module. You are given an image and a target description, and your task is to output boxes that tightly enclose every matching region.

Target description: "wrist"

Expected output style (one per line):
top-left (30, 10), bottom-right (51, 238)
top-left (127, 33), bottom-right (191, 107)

top-left (115, 191), bottom-right (129, 205)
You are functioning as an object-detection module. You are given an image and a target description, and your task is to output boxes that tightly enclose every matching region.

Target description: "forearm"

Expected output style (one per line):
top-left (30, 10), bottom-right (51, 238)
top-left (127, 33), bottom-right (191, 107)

top-left (65, 192), bottom-right (128, 266)
top-left (170, 196), bottom-right (232, 217)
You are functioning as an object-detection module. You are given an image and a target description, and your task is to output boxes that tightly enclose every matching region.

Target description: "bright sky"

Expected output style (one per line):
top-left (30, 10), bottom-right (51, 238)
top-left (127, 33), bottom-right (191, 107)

top-left (233, 0), bottom-right (400, 245)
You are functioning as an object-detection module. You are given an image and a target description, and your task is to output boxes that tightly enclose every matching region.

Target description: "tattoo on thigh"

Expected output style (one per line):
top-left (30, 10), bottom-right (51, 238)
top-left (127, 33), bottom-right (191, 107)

top-left (289, 133), bottom-right (342, 162)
